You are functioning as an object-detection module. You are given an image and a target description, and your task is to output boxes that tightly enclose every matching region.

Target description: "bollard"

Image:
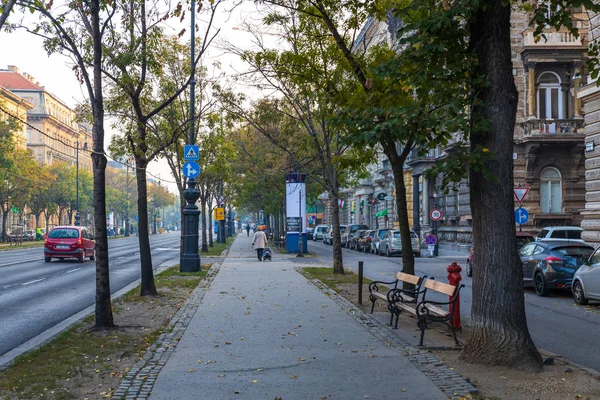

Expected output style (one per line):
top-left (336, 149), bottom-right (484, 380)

top-left (446, 261), bottom-right (463, 331)
top-left (358, 261), bottom-right (364, 305)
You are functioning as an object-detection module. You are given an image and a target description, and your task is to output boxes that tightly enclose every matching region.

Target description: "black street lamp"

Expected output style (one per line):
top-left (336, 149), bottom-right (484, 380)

top-left (75, 141), bottom-right (88, 226)
top-left (180, 1), bottom-right (201, 272)
top-left (125, 160), bottom-right (130, 236)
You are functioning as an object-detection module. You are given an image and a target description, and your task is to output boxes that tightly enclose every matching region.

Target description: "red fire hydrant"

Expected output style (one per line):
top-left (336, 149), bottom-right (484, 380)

top-left (447, 261), bottom-right (462, 331)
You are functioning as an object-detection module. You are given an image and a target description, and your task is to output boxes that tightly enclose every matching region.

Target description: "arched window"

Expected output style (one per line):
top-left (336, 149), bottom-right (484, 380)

top-left (540, 167), bottom-right (562, 213)
top-left (537, 71), bottom-right (563, 121)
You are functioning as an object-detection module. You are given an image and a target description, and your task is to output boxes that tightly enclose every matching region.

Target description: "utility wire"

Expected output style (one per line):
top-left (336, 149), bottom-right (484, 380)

top-left (0, 103), bottom-right (179, 185)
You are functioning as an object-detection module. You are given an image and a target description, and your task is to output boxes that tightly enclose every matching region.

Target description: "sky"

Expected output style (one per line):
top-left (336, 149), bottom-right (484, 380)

top-left (0, 1), bottom-right (265, 194)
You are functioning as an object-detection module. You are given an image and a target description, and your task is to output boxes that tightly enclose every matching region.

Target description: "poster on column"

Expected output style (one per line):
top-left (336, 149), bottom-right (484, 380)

top-left (285, 172), bottom-right (306, 233)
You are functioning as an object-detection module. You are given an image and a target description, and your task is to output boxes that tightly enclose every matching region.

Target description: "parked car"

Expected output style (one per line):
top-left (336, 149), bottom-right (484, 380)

top-left (535, 226), bottom-right (584, 243)
top-left (313, 224), bottom-right (329, 241)
top-left (324, 224), bottom-right (347, 245)
top-left (466, 232), bottom-right (535, 277)
top-left (370, 228), bottom-right (391, 254)
top-left (348, 229), bottom-right (368, 250)
top-left (379, 230), bottom-right (421, 257)
top-left (44, 226), bottom-right (95, 263)
top-left (357, 230), bottom-right (376, 252)
top-left (341, 224), bottom-right (369, 248)
top-left (518, 241), bottom-right (594, 296)
top-left (572, 245), bottom-right (600, 305)
top-left (306, 227), bottom-right (315, 241)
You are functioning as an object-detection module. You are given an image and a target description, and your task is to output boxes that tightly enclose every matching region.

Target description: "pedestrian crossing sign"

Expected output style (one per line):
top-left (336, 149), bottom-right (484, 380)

top-left (184, 145), bottom-right (199, 161)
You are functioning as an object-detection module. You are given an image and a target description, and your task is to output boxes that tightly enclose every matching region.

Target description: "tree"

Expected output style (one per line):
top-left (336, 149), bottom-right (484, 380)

top-left (104, 1), bottom-right (224, 295)
top-left (148, 182), bottom-right (174, 234)
top-left (0, 0), bottom-right (16, 31)
top-left (28, 164), bottom-right (54, 230)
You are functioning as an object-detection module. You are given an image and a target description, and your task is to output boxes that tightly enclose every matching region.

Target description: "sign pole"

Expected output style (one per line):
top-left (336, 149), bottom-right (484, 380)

top-left (180, 1), bottom-right (200, 273)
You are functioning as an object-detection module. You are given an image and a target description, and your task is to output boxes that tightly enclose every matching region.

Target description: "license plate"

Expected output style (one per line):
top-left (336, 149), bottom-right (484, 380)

top-left (56, 245), bottom-right (69, 249)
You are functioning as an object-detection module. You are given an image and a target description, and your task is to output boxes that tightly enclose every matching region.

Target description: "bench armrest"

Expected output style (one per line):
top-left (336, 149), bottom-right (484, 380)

top-left (368, 279), bottom-right (399, 293)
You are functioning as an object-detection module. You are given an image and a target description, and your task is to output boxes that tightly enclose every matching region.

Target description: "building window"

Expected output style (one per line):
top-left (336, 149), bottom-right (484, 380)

top-left (537, 71), bottom-right (563, 122)
top-left (540, 167), bottom-right (562, 213)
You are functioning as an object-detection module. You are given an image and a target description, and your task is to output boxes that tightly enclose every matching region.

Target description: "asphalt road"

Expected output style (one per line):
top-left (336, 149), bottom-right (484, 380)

top-left (306, 239), bottom-right (600, 372)
top-left (0, 232), bottom-right (181, 358)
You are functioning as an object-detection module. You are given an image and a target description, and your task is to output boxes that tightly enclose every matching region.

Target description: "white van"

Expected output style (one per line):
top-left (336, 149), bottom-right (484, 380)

top-left (313, 224), bottom-right (329, 241)
top-left (535, 226), bottom-right (584, 243)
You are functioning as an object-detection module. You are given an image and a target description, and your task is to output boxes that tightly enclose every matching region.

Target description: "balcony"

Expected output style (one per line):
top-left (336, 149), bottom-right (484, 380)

top-left (522, 28), bottom-right (586, 48)
top-left (520, 118), bottom-right (585, 141)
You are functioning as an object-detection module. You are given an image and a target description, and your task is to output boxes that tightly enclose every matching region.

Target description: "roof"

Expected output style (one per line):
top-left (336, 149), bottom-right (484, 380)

top-left (0, 70), bottom-right (43, 90)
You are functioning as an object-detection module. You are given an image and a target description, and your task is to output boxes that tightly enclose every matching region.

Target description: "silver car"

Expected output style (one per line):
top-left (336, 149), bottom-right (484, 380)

top-left (378, 229), bottom-right (421, 257)
top-left (572, 245), bottom-right (600, 305)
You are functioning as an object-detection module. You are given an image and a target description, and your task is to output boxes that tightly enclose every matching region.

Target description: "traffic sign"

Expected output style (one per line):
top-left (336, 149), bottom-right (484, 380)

top-left (218, 195), bottom-right (225, 206)
top-left (513, 187), bottom-right (530, 203)
top-left (425, 234), bottom-right (437, 245)
top-left (514, 207), bottom-right (529, 225)
top-left (215, 207), bottom-right (225, 221)
top-left (182, 161), bottom-right (200, 179)
top-left (430, 208), bottom-right (442, 221)
top-left (11, 206), bottom-right (18, 214)
top-left (184, 145), bottom-right (199, 161)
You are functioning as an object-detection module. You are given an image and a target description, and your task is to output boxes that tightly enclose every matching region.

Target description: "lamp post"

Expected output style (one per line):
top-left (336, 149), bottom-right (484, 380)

top-left (180, 0), bottom-right (201, 272)
top-left (75, 141), bottom-right (88, 226)
top-left (125, 161), bottom-right (130, 236)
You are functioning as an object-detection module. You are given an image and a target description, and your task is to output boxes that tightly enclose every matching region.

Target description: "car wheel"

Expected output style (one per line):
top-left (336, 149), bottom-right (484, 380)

top-left (386, 247), bottom-right (391, 257)
top-left (89, 250), bottom-right (95, 261)
top-left (573, 281), bottom-right (589, 305)
top-left (44, 257), bottom-right (51, 263)
top-left (78, 253), bottom-right (85, 263)
top-left (466, 260), bottom-right (473, 277)
top-left (534, 272), bottom-right (549, 297)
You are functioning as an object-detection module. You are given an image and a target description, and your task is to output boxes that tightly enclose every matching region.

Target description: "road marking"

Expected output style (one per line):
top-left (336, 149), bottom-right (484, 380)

top-left (21, 278), bottom-right (45, 286)
top-left (0, 258), bottom-right (40, 267)
top-left (155, 248), bottom-right (179, 251)
top-left (66, 268), bottom-right (81, 274)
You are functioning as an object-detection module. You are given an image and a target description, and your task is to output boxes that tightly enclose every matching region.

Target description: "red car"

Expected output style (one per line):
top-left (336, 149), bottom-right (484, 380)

top-left (44, 226), bottom-right (95, 263)
top-left (466, 232), bottom-right (534, 277)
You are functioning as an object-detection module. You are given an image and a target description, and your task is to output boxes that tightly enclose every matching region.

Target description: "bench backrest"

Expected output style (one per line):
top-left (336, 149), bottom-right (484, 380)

top-left (396, 271), bottom-right (422, 286)
top-left (423, 279), bottom-right (458, 297)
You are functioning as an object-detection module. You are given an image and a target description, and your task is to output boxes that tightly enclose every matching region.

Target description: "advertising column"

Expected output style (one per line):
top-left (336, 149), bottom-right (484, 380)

top-left (285, 171), bottom-right (306, 253)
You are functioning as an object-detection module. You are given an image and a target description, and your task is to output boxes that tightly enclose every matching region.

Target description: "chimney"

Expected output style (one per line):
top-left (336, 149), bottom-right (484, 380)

top-left (7, 65), bottom-right (19, 73)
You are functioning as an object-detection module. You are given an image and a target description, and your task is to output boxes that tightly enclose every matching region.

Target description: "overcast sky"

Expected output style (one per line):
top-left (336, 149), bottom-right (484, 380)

top-left (0, 1), bottom-right (264, 193)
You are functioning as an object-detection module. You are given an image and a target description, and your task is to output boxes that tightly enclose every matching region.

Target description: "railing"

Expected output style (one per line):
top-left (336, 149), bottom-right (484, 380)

top-left (522, 29), bottom-right (587, 47)
top-left (519, 119), bottom-right (584, 137)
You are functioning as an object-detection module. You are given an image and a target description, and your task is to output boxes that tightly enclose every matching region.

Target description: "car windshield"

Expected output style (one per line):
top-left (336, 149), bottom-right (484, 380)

top-left (378, 230), bottom-right (389, 238)
top-left (48, 228), bottom-right (79, 239)
top-left (553, 246), bottom-right (594, 258)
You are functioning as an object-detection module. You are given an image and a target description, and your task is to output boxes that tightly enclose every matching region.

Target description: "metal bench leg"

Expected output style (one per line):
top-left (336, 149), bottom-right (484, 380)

top-left (450, 324), bottom-right (459, 345)
top-left (370, 296), bottom-right (376, 314)
top-left (393, 308), bottom-right (400, 329)
top-left (417, 318), bottom-right (427, 346)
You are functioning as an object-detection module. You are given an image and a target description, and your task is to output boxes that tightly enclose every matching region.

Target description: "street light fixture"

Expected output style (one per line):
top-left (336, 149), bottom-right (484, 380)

top-left (75, 141), bottom-right (89, 226)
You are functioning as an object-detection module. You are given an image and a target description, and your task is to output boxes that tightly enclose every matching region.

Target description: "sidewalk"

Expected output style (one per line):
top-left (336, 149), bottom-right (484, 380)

top-left (116, 234), bottom-right (476, 399)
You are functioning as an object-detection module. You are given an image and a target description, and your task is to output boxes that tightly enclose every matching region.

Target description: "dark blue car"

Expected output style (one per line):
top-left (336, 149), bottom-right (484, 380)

top-left (519, 241), bottom-right (594, 296)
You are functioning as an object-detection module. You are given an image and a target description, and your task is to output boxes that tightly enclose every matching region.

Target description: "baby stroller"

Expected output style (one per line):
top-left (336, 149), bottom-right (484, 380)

top-left (262, 247), bottom-right (272, 261)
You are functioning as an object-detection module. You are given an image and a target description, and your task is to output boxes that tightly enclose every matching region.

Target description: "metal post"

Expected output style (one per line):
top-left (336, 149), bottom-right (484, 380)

top-left (433, 199), bottom-right (439, 257)
top-left (75, 140), bottom-right (80, 226)
top-left (180, 0), bottom-right (200, 273)
top-left (358, 261), bottom-right (364, 305)
top-left (297, 187), bottom-right (304, 257)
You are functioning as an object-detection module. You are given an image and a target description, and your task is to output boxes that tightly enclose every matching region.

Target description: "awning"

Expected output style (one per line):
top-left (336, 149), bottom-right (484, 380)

top-left (375, 209), bottom-right (388, 217)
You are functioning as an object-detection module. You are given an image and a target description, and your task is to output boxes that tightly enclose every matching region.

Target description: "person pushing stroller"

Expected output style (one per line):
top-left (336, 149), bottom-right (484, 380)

top-left (251, 226), bottom-right (268, 261)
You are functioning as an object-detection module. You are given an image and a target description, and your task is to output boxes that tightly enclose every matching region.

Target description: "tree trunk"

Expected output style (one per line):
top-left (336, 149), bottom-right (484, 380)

top-left (91, 0), bottom-right (114, 329)
top-left (208, 203), bottom-right (214, 247)
top-left (329, 190), bottom-right (344, 274)
top-left (460, 0), bottom-right (542, 370)
top-left (1, 208), bottom-right (8, 242)
top-left (135, 156), bottom-right (157, 296)
top-left (383, 140), bottom-right (415, 289)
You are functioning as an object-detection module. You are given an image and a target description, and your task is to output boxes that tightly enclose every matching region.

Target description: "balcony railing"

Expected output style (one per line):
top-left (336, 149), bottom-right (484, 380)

top-left (520, 119), bottom-right (584, 137)
top-left (522, 29), bottom-right (587, 48)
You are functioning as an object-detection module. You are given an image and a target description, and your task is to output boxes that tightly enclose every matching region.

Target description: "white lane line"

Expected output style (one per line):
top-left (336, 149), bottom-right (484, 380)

top-left (155, 248), bottom-right (179, 251)
top-left (66, 268), bottom-right (81, 274)
top-left (21, 278), bottom-right (46, 286)
top-left (0, 258), bottom-right (41, 267)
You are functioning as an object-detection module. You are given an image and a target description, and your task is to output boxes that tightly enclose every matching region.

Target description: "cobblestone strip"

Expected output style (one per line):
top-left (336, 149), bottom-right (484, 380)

top-left (305, 273), bottom-right (479, 400)
top-left (113, 263), bottom-right (221, 400)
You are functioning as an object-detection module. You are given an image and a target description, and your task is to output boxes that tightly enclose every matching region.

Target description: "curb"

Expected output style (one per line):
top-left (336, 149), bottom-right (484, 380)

top-left (301, 270), bottom-right (479, 400)
top-left (112, 262), bottom-right (221, 400)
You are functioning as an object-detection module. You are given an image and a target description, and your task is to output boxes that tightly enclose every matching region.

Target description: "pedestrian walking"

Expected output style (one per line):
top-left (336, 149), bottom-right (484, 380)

top-left (246, 224), bottom-right (250, 237)
top-left (251, 226), bottom-right (268, 261)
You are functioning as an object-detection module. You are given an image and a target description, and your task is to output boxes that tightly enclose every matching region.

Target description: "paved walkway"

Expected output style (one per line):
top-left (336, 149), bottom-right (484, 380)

top-left (116, 234), bottom-right (477, 399)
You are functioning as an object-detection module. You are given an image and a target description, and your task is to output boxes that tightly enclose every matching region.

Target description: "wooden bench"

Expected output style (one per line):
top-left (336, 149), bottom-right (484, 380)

top-left (368, 272), bottom-right (427, 328)
top-left (415, 279), bottom-right (465, 346)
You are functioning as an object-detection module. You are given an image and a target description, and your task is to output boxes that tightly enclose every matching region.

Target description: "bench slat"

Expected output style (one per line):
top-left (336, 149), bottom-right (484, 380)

top-left (396, 272), bottom-right (422, 286)
top-left (424, 279), bottom-right (458, 297)
top-left (424, 304), bottom-right (449, 317)
top-left (395, 302), bottom-right (417, 315)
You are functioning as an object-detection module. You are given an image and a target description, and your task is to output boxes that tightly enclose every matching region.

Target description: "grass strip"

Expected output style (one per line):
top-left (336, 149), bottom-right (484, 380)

top-left (300, 267), bottom-right (375, 290)
top-left (200, 234), bottom-right (236, 256)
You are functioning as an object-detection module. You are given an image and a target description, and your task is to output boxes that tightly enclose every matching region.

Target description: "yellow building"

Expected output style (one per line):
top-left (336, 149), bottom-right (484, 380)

top-left (0, 85), bottom-right (34, 148)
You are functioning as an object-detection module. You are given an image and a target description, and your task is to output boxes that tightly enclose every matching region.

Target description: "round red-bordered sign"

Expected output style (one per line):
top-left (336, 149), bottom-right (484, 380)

top-left (430, 208), bottom-right (442, 221)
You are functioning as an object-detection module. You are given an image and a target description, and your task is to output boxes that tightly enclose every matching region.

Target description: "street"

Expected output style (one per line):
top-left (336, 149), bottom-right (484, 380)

top-left (307, 240), bottom-right (600, 372)
top-left (0, 232), bottom-right (181, 361)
